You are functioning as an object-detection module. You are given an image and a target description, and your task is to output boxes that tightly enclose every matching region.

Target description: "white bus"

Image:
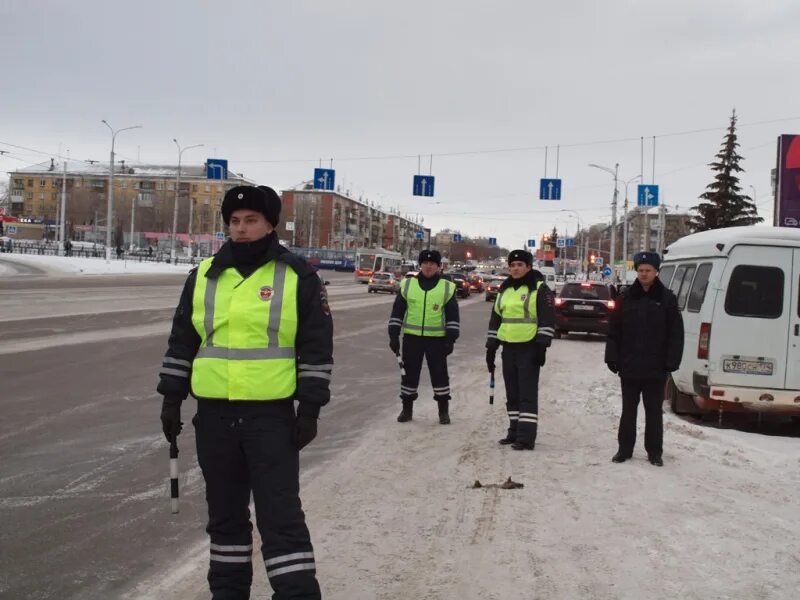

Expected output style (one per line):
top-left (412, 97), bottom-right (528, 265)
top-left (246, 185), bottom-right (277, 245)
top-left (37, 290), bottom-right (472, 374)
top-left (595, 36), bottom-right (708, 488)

top-left (355, 248), bottom-right (404, 283)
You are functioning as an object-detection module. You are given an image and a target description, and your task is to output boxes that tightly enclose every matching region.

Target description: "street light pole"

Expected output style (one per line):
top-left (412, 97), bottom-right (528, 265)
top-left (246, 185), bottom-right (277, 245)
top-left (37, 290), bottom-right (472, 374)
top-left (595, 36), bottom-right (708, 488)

top-left (560, 208), bottom-right (582, 276)
top-left (170, 139), bottom-right (203, 263)
top-left (588, 162), bottom-right (619, 280)
top-left (101, 120), bottom-right (141, 262)
top-left (621, 174), bottom-right (642, 283)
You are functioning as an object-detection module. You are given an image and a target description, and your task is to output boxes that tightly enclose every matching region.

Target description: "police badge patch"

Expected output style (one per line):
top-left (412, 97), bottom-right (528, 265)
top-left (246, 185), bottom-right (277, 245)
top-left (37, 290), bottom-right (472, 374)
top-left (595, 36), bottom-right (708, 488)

top-left (520, 294), bottom-right (527, 301)
top-left (433, 304), bottom-right (440, 311)
top-left (258, 286), bottom-right (274, 301)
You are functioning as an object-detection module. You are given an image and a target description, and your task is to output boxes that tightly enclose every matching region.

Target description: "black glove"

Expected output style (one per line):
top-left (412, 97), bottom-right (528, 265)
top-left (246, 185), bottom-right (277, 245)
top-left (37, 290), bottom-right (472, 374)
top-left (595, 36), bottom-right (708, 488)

top-left (486, 348), bottom-right (497, 372)
top-left (534, 344), bottom-right (547, 367)
top-left (444, 338), bottom-right (455, 356)
top-left (160, 396), bottom-right (183, 443)
top-left (606, 362), bottom-right (618, 374)
top-left (292, 415), bottom-right (318, 450)
top-left (485, 338), bottom-right (500, 352)
top-left (389, 335), bottom-right (400, 354)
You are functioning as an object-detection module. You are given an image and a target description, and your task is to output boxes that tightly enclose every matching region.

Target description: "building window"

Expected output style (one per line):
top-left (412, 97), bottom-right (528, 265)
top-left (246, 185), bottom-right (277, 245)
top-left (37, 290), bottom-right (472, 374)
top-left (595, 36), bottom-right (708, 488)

top-left (14, 178), bottom-right (23, 186)
top-left (39, 192), bottom-right (45, 200)
top-left (122, 181), bottom-right (127, 188)
top-left (168, 183), bottom-right (175, 191)
top-left (26, 191), bottom-right (33, 200)
top-left (204, 184), bottom-right (210, 192)
top-left (157, 181), bottom-right (165, 190)
top-left (27, 179), bottom-right (33, 186)
top-left (40, 179), bottom-right (46, 187)
top-left (192, 184), bottom-right (198, 192)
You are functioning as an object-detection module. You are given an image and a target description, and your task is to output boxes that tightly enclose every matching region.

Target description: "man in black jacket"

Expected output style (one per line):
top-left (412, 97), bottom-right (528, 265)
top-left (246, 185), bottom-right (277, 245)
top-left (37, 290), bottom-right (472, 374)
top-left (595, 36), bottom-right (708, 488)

top-left (388, 249), bottom-right (460, 424)
top-left (158, 185), bottom-right (332, 599)
top-left (485, 250), bottom-right (556, 450)
top-left (605, 251), bottom-right (683, 467)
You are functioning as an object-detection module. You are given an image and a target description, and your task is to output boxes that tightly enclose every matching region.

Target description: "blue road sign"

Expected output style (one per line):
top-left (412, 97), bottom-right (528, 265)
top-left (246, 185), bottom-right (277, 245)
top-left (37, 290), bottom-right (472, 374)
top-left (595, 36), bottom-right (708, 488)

top-left (566, 238), bottom-right (574, 247)
top-left (415, 230), bottom-right (424, 239)
top-left (594, 256), bottom-right (604, 267)
top-left (539, 178), bottom-right (562, 200)
top-left (602, 265), bottom-right (613, 277)
top-left (313, 168), bottom-right (336, 191)
top-left (6, 224), bottom-right (17, 235)
top-left (453, 233), bottom-right (462, 242)
top-left (207, 158), bottom-right (228, 180)
top-left (413, 175), bottom-right (435, 197)
top-left (527, 239), bottom-right (536, 248)
top-left (215, 231), bottom-right (225, 241)
top-left (637, 184), bottom-right (659, 207)
top-left (489, 237), bottom-right (497, 246)
top-left (556, 238), bottom-right (566, 248)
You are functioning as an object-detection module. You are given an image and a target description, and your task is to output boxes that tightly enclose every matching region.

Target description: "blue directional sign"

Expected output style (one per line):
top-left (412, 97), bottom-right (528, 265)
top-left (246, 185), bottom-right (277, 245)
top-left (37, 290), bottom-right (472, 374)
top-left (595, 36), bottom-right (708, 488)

top-left (539, 178), bottom-right (562, 200)
top-left (413, 175), bottom-right (435, 197)
top-left (207, 158), bottom-right (228, 180)
top-left (556, 238), bottom-right (566, 248)
top-left (489, 237), bottom-right (497, 246)
top-left (313, 168), bottom-right (336, 191)
top-left (637, 184), bottom-right (659, 207)
top-left (453, 233), bottom-right (462, 242)
top-left (566, 238), bottom-right (574, 247)
top-left (215, 231), bottom-right (225, 241)
top-left (595, 256), bottom-right (604, 267)
top-left (6, 224), bottom-right (17, 235)
top-left (415, 230), bottom-right (424, 239)
top-left (602, 265), bottom-right (613, 277)
top-left (527, 239), bottom-right (536, 248)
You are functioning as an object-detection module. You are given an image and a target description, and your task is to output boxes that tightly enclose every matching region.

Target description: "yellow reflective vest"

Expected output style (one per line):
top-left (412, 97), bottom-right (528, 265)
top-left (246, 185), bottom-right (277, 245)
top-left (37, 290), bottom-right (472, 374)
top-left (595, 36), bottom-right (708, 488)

top-left (400, 277), bottom-right (454, 337)
top-left (495, 282), bottom-right (540, 343)
top-left (190, 258), bottom-right (298, 401)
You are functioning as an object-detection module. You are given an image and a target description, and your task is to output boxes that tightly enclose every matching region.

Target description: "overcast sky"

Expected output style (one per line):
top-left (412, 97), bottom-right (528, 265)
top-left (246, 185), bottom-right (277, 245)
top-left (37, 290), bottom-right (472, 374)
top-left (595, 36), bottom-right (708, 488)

top-left (2, 0), bottom-right (798, 248)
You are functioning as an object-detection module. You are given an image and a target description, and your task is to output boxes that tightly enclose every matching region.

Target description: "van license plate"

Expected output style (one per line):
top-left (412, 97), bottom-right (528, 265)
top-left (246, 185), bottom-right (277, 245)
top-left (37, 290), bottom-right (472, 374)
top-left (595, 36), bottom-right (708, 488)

top-left (573, 305), bottom-right (594, 311)
top-left (722, 359), bottom-right (774, 376)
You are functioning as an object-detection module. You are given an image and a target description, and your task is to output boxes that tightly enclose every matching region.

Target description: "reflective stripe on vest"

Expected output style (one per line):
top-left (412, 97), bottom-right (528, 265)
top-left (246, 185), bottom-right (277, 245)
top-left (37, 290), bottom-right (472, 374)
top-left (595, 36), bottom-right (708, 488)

top-left (496, 282), bottom-right (540, 343)
top-left (400, 277), bottom-right (454, 337)
top-left (190, 258), bottom-right (299, 401)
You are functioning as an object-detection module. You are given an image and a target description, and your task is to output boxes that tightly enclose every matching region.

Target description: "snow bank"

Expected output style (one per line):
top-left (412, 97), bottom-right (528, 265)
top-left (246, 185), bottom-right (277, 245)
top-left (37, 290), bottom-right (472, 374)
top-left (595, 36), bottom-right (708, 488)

top-left (0, 253), bottom-right (195, 275)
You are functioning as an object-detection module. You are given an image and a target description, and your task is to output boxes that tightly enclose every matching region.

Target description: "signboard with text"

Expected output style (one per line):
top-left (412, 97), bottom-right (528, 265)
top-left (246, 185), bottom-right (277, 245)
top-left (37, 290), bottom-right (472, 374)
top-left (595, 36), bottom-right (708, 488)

top-left (775, 134), bottom-right (800, 227)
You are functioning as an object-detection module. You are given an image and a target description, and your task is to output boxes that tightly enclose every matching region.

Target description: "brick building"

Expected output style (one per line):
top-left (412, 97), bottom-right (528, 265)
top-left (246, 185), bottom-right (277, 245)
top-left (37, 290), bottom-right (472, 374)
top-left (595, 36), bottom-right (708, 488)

top-left (277, 189), bottom-right (429, 258)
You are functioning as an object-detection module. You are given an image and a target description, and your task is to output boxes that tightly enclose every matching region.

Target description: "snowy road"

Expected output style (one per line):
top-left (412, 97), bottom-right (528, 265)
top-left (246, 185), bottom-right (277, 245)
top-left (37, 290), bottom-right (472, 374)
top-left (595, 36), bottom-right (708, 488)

top-left (2, 264), bottom-right (799, 599)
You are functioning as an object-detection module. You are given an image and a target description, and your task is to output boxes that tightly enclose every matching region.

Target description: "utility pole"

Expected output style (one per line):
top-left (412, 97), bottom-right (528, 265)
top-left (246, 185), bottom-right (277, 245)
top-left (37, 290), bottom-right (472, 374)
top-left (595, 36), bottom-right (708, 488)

top-left (188, 198), bottom-right (194, 259)
top-left (130, 193), bottom-right (136, 251)
top-left (101, 120), bottom-right (141, 262)
top-left (309, 208), bottom-right (315, 248)
top-left (170, 139), bottom-right (203, 263)
top-left (610, 163), bottom-right (618, 280)
top-left (59, 154), bottom-right (67, 253)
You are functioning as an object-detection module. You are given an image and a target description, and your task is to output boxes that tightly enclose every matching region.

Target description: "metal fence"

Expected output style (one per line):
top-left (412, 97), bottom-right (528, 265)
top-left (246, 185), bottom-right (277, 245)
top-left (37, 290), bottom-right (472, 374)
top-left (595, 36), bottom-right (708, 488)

top-left (0, 242), bottom-right (201, 266)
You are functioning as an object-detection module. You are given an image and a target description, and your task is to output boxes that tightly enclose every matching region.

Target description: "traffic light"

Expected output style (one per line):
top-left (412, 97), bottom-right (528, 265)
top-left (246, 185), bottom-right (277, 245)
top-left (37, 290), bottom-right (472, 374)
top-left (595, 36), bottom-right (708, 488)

top-left (589, 254), bottom-right (595, 262)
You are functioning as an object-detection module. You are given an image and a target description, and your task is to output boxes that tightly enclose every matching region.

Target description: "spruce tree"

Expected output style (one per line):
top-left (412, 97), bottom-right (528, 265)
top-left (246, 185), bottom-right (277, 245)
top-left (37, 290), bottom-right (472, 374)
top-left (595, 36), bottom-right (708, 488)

top-left (690, 109), bottom-right (762, 231)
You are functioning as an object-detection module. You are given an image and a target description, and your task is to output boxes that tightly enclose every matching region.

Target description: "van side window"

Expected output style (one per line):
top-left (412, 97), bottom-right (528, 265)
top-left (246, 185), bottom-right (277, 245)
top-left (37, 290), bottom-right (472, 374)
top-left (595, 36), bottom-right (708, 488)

top-left (669, 265), bottom-right (687, 296)
top-left (658, 265), bottom-right (675, 287)
top-left (676, 265), bottom-right (696, 310)
top-left (687, 263), bottom-right (713, 312)
top-left (724, 265), bottom-right (784, 319)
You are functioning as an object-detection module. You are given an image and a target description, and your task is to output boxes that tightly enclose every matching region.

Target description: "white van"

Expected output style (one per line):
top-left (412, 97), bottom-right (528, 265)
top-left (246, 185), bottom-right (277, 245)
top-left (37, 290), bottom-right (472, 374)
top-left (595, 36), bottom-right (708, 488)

top-left (660, 226), bottom-right (800, 417)
top-left (538, 266), bottom-right (557, 289)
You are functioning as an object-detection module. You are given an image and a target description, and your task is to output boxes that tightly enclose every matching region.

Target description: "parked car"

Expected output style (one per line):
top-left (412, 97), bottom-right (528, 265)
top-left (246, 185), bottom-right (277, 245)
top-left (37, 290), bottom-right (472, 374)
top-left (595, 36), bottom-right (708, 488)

top-left (403, 271), bottom-right (419, 279)
top-left (468, 273), bottom-right (485, 293)
top-left (659, 226), bottom-right (800, 418)
top-left (449, 273), bottom-right (472, 299)
top-left (554, 281), bottom-right (618, 338)
top-left (484, 276), bottom-right (505, 302)
top-left (367, 272), bottom-right (399, 294)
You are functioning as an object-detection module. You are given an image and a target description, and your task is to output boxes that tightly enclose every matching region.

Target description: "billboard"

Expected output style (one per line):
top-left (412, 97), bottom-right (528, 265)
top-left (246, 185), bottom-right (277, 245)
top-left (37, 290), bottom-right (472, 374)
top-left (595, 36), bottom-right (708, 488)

top-left (775, 135), bottom-right (800, 227)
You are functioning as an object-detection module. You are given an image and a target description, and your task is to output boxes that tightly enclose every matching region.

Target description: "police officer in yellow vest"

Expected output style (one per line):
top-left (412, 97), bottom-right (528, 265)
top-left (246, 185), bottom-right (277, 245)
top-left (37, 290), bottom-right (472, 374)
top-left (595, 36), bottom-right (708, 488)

top-left (158, 185), bottom-right (332, 600)
top-left (485, 250), bottom-right (555, 450)
top-left (388, 250), bottom-right (460, 424)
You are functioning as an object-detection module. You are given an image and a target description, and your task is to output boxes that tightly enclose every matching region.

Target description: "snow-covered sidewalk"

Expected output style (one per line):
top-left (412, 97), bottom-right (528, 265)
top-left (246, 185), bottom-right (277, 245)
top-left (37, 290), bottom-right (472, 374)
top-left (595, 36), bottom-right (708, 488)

top-left (137, 338), bottom-right (800, 599)
top-left (0, 252), bottom-right (195, 275)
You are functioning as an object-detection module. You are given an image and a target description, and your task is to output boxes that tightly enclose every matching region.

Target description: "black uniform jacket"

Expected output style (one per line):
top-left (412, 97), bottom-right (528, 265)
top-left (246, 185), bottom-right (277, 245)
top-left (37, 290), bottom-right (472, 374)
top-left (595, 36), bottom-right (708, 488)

top-left (387, 273), bottom-right (460, 341)
top-left (604, 277), bottom-right (684, 379)
top-left (157, 235), bottom-right (334, 418)
top-left (487, 269), bottom-right (556, 348)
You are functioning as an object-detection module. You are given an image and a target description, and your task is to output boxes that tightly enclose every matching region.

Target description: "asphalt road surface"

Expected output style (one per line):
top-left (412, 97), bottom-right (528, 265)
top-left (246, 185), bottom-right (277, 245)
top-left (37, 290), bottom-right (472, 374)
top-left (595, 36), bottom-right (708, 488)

top-left (0, 271), bottom-right (494, 599)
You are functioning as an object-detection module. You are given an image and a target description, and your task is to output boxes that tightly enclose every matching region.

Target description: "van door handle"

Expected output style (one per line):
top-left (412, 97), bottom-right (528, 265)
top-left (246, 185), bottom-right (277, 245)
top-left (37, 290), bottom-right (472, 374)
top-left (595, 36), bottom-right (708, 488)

top-left (796, 324), bottom-right (799, 336)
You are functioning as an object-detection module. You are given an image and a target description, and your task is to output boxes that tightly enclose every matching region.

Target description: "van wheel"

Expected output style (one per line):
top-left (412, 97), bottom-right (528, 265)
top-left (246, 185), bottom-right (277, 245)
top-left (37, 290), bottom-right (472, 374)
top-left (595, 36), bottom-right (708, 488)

top-left (666, 376), bottom-right (699, 415)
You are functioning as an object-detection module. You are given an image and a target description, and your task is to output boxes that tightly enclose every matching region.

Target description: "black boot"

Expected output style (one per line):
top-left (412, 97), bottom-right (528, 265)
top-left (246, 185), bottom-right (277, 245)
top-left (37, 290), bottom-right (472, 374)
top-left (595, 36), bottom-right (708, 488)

top-left (498, 435), bottom-right (516, 445)
top-left (511, 441), bottom-right (535, 451)
top-left (648, 455), bottom-right (664, 467)
top-left (612, 451), bottom-right (631, 463)
top-left (397, 400), bottom-right (413, 423)
top-left (437, 400), bottom-right (450, 425)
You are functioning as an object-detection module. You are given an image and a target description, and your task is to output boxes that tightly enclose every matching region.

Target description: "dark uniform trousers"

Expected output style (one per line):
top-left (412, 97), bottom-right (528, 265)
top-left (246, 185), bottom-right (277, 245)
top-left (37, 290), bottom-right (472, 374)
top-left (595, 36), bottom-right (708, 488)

top-left (501, 344), bottom-right (540, 446)
top-left (194, 399), bottom-right (320, 600)
top-left (400, 334), bottom-right (451, 403)
top-left (618, 377), bottom-right (665, 459)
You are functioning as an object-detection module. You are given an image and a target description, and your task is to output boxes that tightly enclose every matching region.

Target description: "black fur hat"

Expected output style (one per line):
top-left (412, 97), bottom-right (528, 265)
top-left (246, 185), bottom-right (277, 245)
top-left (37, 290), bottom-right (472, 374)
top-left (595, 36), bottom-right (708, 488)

top-left (221, 185), bottom-right (281, 227)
